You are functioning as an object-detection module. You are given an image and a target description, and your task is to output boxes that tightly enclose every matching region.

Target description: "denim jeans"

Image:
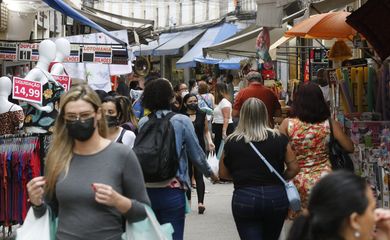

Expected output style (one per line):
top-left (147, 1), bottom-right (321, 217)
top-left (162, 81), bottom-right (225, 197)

top-left (232, 185), bottom-right (289, 240)
top-left (147, 188), bottom-right (186, 240)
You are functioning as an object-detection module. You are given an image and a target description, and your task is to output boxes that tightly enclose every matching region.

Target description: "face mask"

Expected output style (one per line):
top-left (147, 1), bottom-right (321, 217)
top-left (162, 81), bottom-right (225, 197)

top-left (181, 91), bottom-right (189, 99)
top-left (106, 115), bottom-right (119, 128)
top-left (187, 103), bottom-right (198, 111)
top-left (66, 117), bottom-right (96, 141)
top-left (191, 86), bottom-right (198, 95)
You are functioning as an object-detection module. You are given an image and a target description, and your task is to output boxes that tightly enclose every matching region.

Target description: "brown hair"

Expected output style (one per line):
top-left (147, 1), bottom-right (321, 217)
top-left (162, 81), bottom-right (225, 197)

top-left (197, 80), bottom-right (209, 94)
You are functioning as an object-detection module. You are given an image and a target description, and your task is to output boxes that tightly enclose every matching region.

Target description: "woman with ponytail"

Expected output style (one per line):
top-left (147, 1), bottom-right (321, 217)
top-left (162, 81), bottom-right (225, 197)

top-left (288, 171), bottom-right (390, 240)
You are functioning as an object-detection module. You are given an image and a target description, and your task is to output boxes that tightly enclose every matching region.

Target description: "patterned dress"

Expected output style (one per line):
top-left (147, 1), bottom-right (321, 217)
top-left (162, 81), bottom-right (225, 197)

top-left (287, 118), bottom-right (332, 208)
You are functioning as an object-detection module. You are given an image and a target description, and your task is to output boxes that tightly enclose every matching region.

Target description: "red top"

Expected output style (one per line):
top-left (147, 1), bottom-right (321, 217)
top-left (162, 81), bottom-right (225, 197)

top-left (233, 82), bottom-right (281, 126)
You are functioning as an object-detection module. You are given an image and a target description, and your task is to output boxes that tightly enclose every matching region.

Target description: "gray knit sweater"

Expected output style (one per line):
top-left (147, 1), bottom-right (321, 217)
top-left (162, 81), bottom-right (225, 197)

top-left (33, 142), bottom-right (150, 240)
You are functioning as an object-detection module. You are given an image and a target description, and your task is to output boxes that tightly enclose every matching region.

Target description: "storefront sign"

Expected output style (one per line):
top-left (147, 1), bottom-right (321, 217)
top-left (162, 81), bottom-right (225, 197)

top-left (12, 77), bottom-right (42, 104)
top-left (52, 75), bottom-right (71, 91)
top-left (64, 45), bottom-right (81, 63)
top-left (0, 42), bottom-right (17, 60)
top-left (82, 45), bottom-right (112, 64)
top-left (18, 43), bottom-right (39, 61)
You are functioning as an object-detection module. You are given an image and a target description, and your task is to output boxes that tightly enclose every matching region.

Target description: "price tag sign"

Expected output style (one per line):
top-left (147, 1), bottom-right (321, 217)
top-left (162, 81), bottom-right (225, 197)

top-left (12, 77), bottom-right (42, 104)
top-left (52, 75), bottom-right (71, 91)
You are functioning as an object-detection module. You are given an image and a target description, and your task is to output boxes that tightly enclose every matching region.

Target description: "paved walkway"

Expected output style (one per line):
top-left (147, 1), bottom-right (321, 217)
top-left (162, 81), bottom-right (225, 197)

top-left (184, 180), bottom-right (240, 240)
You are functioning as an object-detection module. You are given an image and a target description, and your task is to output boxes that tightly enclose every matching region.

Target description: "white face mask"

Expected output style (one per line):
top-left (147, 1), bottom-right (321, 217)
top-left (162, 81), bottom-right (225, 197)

top-left (190, 86), bottom-right (198, 95)
top-left (181, 91), bottom-right (189, 98)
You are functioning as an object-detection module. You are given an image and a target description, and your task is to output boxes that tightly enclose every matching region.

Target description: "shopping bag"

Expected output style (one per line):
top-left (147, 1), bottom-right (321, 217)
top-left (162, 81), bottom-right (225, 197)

top-left (207, 152), bottom-right (219, 174)
top-left (16, 207), bottom-right (52, 240)
top-left (123, 205), bottom-right (174, 240)
top-left (216, 140), bottom-right (225, 160)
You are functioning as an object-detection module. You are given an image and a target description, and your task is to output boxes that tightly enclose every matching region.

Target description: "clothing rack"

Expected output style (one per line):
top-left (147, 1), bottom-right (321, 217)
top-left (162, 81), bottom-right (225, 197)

top-left (0, 132), bottom-right (51, 238)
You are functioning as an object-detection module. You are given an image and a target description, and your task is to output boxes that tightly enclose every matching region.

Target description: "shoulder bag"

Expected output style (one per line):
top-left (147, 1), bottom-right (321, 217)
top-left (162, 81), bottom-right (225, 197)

top-left (249, 142), bottom-right (301, 212)
top-left (328, 118), bottom-right (354, 171)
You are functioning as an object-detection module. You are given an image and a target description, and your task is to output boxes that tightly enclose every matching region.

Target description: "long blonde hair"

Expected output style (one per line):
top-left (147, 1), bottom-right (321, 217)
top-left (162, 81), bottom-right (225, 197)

top-left (227, 98), bottom-right (279, 142)
top-left (45, 84), bottom-right (108, 196)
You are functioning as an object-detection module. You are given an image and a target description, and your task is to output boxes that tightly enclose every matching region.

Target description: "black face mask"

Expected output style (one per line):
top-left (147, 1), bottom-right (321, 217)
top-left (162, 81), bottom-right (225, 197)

top-left (106, 115), bottom-right (119, 128)
top-left (187, 103), bottom-right (198, 111)
top-left (66, 117), bottom-right (96, 141)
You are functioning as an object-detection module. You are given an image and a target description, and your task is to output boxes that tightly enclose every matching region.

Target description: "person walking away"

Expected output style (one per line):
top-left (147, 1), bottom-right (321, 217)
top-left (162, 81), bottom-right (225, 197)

top-left (136, 78), bottom-right (219, 240)
top-left (212, 83), bottom-right (234, 153)
top-left (27, 84), bottom-right (150, 239)
top-left (219, 98), bottom-right (299, 240)
top-left (181, 93), bottom-right (215, 214)
top-left (102, 95), bottom-right (136, 147)
top-left (279, 82), bottom-right (354, 210)
top-left (288, 171), bottom-right (390, 240)
top-left (233, 71), bottom-right (281, 127)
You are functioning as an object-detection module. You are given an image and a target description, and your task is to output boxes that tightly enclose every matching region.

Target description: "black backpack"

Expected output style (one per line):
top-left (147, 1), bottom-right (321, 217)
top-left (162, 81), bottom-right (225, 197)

top-left (133, 112), bottom-right (179, 182)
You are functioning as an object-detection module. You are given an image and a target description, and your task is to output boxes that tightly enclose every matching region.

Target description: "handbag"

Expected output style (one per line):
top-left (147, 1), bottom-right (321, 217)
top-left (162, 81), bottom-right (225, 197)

top-left (123, 205), bottom-right (174, 240)
top-left (249, 142), bottom-right (301, 212)
top-left (328, 118), bottom-right (354, 171)
top-left (16, 206), bottom-right (57, 240)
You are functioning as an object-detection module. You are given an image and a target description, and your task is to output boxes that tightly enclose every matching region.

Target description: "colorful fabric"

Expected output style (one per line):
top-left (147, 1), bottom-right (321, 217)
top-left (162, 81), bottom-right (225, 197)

top-left (0, 107), bottom-right (24, 135)
top-left (287, 118), bottom-right (332, 208)
top-left (24, 81), bottom-right (64, 132)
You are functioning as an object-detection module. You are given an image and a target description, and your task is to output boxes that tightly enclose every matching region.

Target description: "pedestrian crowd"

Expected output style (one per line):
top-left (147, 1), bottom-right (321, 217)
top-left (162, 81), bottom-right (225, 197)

top-left (26, 72), bottom-right (390, 240)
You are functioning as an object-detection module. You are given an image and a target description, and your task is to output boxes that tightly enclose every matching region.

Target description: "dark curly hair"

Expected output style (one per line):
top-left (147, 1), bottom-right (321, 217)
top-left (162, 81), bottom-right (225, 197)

top-left (292, 82), bottom-right (330, 124)
top-left (141, 78), bottom-right (174, 111)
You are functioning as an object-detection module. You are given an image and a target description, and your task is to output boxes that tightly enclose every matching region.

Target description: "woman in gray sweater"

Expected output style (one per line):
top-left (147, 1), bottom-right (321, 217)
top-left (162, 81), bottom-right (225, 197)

top-left (27, 84), bottom-right (150, 240)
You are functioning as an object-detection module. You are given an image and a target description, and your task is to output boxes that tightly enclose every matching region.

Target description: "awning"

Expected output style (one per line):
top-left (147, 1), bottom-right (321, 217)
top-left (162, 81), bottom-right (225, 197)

top-left (218, 57), bottom-right (247, 70)
top-left (311, 0), bottom-right (356, 13)
top-left (176, 23), bottom-right (238, 69)
top-left (203, 24), bottom-right (286, 60)
top-left (153, 29), bottom-right (205, 56)
top-left (42, 0), bottom-right (125, 45)
top-left (133, 32), bottom-right (180, 56)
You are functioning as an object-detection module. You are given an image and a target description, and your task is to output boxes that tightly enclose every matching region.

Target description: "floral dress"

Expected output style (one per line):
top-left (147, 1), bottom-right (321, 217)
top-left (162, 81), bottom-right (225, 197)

top-left (287, 118), bottom-right (332, 208)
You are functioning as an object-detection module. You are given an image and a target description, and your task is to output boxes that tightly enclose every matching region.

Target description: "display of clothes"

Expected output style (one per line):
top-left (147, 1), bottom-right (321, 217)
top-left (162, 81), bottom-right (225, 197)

top-left (0, 133), bottom-right (48, 237)
top-left (23, 80), bottom-right (64, 132)
top-left (0, 105), bottom-right (24, 135)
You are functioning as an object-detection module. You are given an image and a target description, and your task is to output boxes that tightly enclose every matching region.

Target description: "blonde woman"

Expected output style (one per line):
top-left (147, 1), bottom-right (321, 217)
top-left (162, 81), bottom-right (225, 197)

top-left (219, 98), bottom-right (299, 240)
top-left (27, 84), bottom-right (150, 239)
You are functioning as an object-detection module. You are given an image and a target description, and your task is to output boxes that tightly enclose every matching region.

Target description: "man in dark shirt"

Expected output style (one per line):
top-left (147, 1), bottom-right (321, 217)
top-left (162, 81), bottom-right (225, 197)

top-left (233, 71), bottom-right (281, 127)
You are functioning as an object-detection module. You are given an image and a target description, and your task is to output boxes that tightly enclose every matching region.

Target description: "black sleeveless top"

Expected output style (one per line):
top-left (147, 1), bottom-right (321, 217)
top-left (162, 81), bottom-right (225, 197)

top-left (185, 110), bottom-right (206, 151)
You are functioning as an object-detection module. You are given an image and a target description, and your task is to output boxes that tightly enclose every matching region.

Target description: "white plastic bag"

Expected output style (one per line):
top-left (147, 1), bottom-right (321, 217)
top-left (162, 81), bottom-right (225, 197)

top-left (16, 207), bottom-right (51, 240)
top-left (207, 152), bottom-right (219, 174)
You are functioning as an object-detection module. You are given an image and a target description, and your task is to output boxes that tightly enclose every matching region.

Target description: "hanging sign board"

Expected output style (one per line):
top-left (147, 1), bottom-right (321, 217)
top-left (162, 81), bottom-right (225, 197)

top-left (64, 44), bottom-right (81, 63)
top-left (18, 43), bottom-right (39, 61)
top-left (82, 45), bottom-right (112, 64)
top-left (52, 75), bottom-right (71, 91)
top-left (0, 42), bottom-right (17, 60)
top-left (111, 46), bottom-right (129, 65)
top-left (12, 77), bottom-right (42, 104)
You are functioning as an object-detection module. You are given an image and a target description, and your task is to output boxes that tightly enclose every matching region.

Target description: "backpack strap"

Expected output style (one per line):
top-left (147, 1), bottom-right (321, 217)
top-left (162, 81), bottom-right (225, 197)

top-left (116, 128), bottom-right (127, 144)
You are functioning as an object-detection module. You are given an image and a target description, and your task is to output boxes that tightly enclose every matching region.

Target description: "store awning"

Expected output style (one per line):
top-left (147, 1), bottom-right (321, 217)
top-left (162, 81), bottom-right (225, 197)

top-left (153, 29), bottom-right (205, 56)
top-left (42, 0), bottom-right (126, 45)
top-left (218, 57), bottom-right (247, 70)
top-left (133, 32), bottom-right (180, 56)
top-left (176, 23), bottom-right (238, 69)
top-left (203, 24), bottom-right (286, 60)
top-left (311, 0), bottom-right (356, 13)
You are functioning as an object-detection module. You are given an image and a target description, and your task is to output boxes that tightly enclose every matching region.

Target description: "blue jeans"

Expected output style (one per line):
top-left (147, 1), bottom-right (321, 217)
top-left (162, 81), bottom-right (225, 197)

top-left (232, 185), bottom-right (289, 240)
top-left (147, 188), bottom-right (185, 240)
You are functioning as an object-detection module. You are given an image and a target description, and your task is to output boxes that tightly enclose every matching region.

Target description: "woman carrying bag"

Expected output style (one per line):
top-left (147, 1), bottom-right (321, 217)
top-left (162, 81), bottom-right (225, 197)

top-left (219, 98), bottom-right (299, 239)
top-left (26, 84), bottom-right (151, 240)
